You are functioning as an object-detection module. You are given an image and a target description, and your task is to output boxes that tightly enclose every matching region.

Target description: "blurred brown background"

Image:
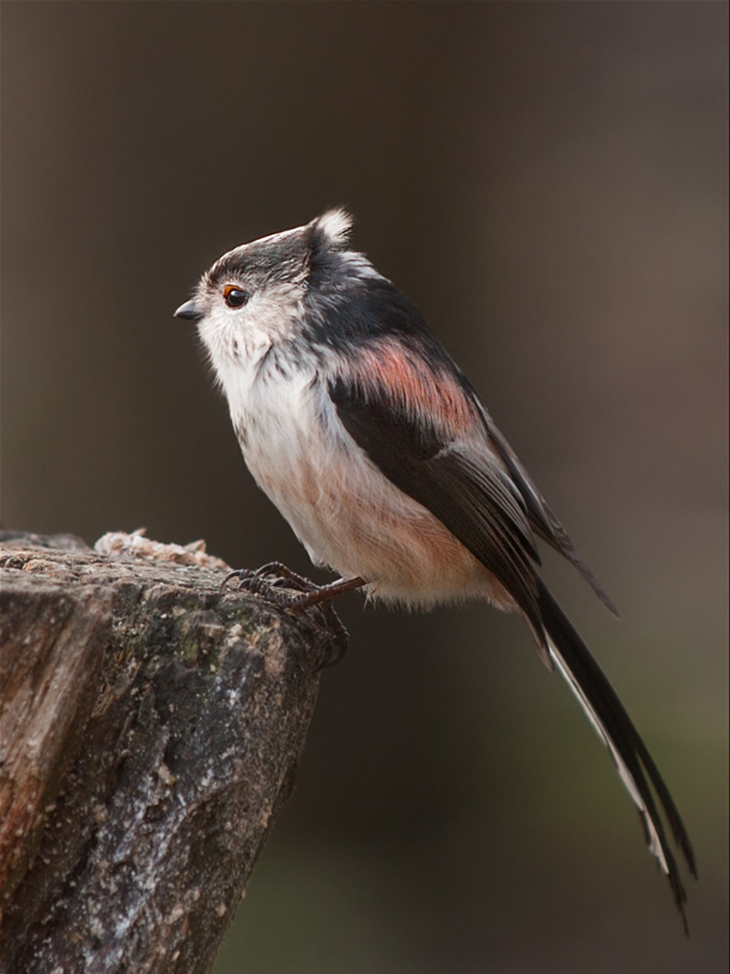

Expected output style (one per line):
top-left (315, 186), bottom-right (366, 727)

top-left (2, 2), bottom-right (727, 972)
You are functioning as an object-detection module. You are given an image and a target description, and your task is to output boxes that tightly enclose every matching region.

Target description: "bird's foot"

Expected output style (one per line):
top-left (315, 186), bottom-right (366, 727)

top-left (222, 563), bottom-right (364, 668)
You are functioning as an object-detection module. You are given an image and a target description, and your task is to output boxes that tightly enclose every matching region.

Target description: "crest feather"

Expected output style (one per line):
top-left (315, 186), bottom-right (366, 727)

top-left (311, 208), bottom-right (353, 248)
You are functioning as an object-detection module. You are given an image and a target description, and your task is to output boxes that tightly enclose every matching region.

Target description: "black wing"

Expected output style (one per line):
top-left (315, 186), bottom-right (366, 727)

top-left (328, 372), bottom-right (547, 647)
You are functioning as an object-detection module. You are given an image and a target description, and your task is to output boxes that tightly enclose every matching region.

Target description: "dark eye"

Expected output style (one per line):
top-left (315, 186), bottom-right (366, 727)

top-left (223, 285), bottom-right (250, 309)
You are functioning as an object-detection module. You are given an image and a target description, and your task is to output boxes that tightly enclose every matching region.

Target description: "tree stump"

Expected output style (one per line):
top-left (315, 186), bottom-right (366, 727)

top-left (0, 531), bottom-right (332, 974)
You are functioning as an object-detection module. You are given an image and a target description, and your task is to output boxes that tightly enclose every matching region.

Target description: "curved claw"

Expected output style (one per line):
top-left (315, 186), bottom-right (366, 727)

top-left (221, 567), bottom-right (255, 591)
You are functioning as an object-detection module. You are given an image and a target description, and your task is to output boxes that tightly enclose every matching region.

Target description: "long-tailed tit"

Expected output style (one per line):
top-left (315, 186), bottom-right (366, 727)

top-left (175, 210), bottom-right (695, 927)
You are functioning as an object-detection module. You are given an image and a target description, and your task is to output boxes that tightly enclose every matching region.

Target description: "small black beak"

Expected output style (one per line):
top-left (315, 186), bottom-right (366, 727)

top-left (174, 300), bottom-right (203, 322)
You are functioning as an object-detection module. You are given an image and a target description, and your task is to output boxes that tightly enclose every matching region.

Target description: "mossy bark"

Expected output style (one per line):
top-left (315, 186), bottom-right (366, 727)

top-left (0, 532), bottom-right (328, 974)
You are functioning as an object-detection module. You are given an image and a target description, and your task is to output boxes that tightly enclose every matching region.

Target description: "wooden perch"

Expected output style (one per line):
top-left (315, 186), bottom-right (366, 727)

top-left (0, 531), bottom-right (333, 974)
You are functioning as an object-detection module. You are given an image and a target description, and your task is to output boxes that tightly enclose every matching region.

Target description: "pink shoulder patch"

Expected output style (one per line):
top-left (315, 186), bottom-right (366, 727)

top-left (351, 339), bottom-right (478, 434)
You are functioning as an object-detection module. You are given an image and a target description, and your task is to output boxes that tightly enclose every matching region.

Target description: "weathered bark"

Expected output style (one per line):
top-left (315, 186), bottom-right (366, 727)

top-left (0, 531), bottom-right (331, 974)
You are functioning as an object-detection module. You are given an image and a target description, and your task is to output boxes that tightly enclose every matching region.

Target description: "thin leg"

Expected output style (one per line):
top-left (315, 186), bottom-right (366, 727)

top-left (284, 575), bottom-right (366, 611)
top-left (223, 564), bottom-right (365, 607)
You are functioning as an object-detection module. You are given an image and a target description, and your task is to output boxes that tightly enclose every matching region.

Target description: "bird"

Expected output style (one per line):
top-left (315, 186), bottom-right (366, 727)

top-left (175, 208), bottom-right (696, 928)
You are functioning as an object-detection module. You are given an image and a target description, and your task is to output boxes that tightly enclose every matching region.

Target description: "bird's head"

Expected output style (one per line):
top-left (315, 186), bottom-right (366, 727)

top-left (174, 209), bottom-right (366, 363)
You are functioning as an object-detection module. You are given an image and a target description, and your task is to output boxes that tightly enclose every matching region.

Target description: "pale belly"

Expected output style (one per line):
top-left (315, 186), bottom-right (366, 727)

top-left (237, 377), bottom-right (513, 611)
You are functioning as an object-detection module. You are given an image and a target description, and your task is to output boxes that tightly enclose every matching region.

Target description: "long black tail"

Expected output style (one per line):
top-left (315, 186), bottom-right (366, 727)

top-left (535, 580), bottom-right (697, 932)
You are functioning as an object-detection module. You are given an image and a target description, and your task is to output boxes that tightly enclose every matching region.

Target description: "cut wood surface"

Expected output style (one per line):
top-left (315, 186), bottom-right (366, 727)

top-left (0, 531), bottom-right (332, 974)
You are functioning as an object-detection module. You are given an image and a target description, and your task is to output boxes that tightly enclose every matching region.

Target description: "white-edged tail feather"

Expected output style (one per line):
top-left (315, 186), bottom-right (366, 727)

top-left (535, 580), bottom-right (696, 933)
top-left (548, 640), bottom-right (670, 874)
